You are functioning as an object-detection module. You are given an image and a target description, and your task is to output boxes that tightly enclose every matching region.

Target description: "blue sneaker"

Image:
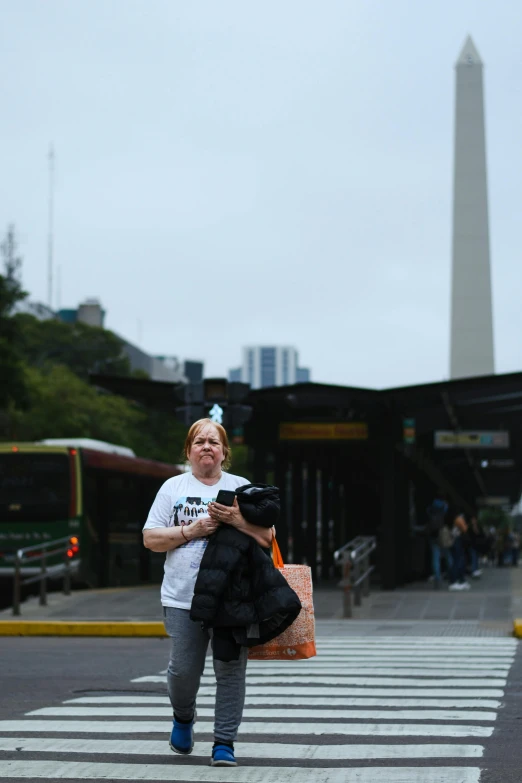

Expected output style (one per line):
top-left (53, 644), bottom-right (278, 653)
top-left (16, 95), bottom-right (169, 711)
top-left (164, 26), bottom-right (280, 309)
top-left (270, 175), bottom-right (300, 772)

top-left (169, 717), bottom-right (194, 755)
top-left (211, 743), bottom-right (237, 767)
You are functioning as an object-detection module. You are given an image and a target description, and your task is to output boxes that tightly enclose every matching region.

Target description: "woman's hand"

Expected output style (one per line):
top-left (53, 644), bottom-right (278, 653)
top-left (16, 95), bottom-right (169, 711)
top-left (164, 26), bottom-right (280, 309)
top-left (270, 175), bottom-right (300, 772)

top-left (185, 515), bottom-right (220, 539)
top-left (209, 499), bottom-right (274, 548)
top-left (208, 498), bottom-right (244, 529)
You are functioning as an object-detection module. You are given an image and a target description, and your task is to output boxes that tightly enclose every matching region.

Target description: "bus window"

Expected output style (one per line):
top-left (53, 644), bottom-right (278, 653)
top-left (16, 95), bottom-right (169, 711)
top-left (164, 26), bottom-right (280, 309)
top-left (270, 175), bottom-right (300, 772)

top-left (0, 454), bottom-right (71, 522)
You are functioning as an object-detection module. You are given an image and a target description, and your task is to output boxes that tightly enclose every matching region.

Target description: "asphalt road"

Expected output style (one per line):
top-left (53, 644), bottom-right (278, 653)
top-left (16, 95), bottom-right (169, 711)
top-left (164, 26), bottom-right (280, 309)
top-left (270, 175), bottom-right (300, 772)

top-left (481, 640), bottom-right (522, 783)
top-left (0, 635), bottom-right (521, 782)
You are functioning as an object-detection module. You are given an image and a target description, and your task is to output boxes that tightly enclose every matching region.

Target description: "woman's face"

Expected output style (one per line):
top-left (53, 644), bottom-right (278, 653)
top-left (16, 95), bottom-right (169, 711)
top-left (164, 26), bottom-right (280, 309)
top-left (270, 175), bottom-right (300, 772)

top-left (188, 424), bottom-right (225, 474)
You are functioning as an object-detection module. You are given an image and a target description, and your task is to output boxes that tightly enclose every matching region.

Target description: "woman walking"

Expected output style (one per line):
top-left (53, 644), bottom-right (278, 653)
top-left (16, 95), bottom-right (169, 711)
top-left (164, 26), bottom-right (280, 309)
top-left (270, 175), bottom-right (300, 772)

top-left (142, 418), bottom-right (273, 767)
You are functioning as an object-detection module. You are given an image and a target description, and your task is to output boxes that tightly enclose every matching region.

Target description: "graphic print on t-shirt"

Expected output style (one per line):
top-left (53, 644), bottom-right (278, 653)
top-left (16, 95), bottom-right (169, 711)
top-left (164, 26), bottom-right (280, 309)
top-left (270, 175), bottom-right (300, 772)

top-left (169, 495), bottom-right (214, 566)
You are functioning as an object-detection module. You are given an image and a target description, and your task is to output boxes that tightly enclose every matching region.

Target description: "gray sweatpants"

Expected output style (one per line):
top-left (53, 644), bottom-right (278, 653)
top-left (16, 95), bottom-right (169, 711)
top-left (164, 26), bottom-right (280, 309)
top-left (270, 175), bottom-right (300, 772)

top-left (163, 607), bottom-right (248, 743)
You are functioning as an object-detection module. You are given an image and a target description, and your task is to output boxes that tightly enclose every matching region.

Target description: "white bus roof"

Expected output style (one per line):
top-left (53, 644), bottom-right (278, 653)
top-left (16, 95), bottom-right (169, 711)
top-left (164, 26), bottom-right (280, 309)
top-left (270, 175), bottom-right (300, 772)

top-left (38, 439), bottom-right (136, 458)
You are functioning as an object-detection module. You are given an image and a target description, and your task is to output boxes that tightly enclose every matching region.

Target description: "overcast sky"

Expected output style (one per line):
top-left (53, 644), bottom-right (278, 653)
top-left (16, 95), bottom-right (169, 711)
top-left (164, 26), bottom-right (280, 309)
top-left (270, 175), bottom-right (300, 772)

top-left (2, 1), bottom-right (522, 388)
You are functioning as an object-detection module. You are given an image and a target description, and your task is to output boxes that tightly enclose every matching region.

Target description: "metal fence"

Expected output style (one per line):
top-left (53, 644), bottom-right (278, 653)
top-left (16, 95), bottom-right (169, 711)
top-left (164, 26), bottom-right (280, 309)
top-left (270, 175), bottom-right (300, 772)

top-left (334, 535), bottom-right (377, 618)
top-left (12, 536), bottom-right (79, 616)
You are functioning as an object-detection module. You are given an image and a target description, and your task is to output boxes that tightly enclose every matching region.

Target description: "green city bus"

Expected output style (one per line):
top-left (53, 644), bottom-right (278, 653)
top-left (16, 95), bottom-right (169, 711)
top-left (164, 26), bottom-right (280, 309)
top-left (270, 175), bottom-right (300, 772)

top-left (0, 440), bottom-right (182, 587)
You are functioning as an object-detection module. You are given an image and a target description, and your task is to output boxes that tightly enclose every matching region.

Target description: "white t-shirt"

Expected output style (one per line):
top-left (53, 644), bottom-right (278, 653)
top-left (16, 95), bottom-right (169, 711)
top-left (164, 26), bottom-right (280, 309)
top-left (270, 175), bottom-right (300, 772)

top-left (143, 471), bottom-right (247, 609)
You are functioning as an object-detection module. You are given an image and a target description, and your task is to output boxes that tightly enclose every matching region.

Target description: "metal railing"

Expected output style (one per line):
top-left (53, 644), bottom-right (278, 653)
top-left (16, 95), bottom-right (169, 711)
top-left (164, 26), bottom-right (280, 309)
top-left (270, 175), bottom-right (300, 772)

top-left (12, 536), bottom-right (78, 616)
top-left (334, 535), bottom-right (377, 618)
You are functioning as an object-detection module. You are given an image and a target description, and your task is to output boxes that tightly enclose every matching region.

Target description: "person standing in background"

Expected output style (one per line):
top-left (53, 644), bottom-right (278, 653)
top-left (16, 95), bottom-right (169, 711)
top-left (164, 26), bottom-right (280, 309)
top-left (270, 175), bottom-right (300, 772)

top-left (468, 514), bottom-right (483, 578)
top-left (449, 512), bottom-right (470, 591)
top-left (511, 530), bottom-right (520, 567)
top-left (426, 497), bottom-right (449, 589)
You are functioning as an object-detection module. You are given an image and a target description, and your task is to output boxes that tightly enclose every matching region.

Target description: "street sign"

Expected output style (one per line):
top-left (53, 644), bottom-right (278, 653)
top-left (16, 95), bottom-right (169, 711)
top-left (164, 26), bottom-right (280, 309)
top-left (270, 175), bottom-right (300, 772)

top-left (434, 430), bottom-right (510, 449)
top-left (403, 418), bottom-right (416, 445)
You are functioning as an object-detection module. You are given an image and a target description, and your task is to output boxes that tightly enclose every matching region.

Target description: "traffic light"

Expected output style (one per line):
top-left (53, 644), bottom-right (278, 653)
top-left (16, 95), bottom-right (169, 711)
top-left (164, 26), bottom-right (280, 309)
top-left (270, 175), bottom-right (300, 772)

top-left (174, 382), bottom-right (204, 425)
top-left (227, 382), bottom-right (253, 429)
top-left (174, 379), bottom-right (252, 429)
top-left (203, 378), bottom-right (228, 402)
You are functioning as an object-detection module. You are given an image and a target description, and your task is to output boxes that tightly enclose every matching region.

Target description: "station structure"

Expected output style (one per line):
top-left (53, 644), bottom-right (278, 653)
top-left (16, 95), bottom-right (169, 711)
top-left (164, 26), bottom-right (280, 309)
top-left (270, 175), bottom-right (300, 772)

top-left (92, 370), bottom-right (522, 589)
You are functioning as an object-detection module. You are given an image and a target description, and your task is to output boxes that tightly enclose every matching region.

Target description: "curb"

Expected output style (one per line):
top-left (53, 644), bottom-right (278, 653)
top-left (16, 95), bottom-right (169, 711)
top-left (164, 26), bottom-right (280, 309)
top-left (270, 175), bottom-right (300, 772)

top-left (0, 621), bottom-right (168, 637)
top-left (513, 620), bottom-right (522, 638)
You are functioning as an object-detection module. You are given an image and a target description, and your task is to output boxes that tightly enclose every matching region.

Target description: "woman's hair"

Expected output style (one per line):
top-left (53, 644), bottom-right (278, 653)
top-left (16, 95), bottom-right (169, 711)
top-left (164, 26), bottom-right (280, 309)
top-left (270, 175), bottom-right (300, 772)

top-left (184, 418), bottom-right (232, 470)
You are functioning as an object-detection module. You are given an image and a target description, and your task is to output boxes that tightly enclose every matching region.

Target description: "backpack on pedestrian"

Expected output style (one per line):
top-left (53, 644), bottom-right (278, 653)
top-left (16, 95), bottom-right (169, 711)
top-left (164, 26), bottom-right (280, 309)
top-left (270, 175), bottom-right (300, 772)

top-left (438, 525), bottom-right (453, 549)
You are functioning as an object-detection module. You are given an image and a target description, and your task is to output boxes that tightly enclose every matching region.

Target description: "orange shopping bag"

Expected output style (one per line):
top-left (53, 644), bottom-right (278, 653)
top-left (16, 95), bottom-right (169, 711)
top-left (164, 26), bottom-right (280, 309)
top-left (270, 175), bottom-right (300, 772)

top-left (248, 538), bottom-right (317, 660)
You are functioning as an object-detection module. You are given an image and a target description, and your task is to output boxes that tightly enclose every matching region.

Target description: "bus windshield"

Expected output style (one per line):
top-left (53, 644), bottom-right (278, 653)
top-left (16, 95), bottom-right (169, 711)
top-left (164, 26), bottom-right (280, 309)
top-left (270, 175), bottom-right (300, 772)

top-left (0, 453), bottom-right (71, 522)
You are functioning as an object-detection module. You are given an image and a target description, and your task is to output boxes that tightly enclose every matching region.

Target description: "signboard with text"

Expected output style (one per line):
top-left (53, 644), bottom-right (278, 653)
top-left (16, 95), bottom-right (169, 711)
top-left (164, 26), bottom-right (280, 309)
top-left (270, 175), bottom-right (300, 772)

top-left (477, 496), bottom-right (511, 507)
top-left (434, 431), bottom-right (509, 449)
top-left (279, 422), bottom-right (368, 441)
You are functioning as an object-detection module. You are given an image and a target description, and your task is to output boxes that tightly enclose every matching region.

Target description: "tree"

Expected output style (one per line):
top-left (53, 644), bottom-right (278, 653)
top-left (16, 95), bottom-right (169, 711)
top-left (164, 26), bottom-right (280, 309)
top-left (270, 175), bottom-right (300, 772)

top-left (10, 365), bottom-right (147, 449)
top-left (0, 224), bottom-right (24, 301)
top-left (13, 314), bottom-right (131, 378)
top-left (0, 225), bottom-right (28, 408)
top-left (7, 364), bottom-right (188, 464)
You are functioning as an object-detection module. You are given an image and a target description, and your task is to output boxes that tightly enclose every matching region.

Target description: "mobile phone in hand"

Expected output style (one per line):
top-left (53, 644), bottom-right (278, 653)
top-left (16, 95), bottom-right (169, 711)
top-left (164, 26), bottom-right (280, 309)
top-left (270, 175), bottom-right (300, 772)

top-left (215, 489), bottom-right (236, 506)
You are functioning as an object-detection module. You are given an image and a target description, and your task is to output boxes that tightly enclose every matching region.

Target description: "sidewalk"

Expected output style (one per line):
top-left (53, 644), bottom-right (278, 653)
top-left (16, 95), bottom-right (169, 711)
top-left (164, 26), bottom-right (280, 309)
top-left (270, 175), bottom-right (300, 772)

top-left (1, 562), bottom-right (521, 637)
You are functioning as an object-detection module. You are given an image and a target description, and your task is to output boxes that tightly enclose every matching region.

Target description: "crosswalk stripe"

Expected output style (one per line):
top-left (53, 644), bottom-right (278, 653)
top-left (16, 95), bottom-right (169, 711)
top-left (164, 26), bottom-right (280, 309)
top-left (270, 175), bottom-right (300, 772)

top-left (313, 653), bottom-right (510, 661)
top-left (159, 663), bottom-right (510, 673)
top-left (201, 666), bottom-right (511, 675)
top-left (162, 659), bottom-right (512, 668)
top-left (200, 676), bottom-right (508, 686)
top-left (302, 656), bottom-right (513, 664)
top-left (0, 737), bottom-right (485, 759)
top-left (179, 658), bottom-right (513, 666)
top-left (134, 674), bottom-right (509, 686)
top-left (312, 648), bottom-right (515, 655)
top-left (244, 662), bottom-right (511, 670)
top-left (0, 761), bottom-right (482, 782)
top-left (314, 639), bottom-right (517, 646)
top-left (64, 695), bottom-right (502, 708)
top-left (26, 706), bottom-right (498, 721)
top-left (197, 685), bottom-right (505, 697)
top-left (314, 649), bottom-right (512, 657)
top-left (314, 646), bottom-right (514, 652)
top-left (304, 653), bottom-right (515, 659)
top-left (0, 720), bottom-right (494, 737)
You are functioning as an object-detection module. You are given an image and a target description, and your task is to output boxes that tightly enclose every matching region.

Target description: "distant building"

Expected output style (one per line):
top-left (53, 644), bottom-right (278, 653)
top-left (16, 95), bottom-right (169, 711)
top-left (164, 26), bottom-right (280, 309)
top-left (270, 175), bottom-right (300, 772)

top-left (77, 298), bottom-right (106, 328)
top-left (121, 341), bottom-right (185, 382)
top-left (154, 357), bottom-right (204, 384)
top-left (56, 299), bottom-right (200, 383)
top-left (57, 308), bottom-right (79, 324)
top-left (58, 298), bottom-right (105, 328)
top-left (182, 360), bottom-right (204, 384)
top-left (229, 346), bottom-right (311, 390)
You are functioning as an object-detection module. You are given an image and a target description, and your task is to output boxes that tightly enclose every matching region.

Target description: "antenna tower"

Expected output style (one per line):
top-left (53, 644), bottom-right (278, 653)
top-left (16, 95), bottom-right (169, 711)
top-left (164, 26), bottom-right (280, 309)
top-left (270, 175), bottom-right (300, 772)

top-left (47, 144), bottom-right (55, 310)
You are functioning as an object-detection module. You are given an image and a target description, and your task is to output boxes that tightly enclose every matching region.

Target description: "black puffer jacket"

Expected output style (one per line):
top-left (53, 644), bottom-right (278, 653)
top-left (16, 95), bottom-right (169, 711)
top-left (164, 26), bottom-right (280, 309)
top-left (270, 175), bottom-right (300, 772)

top-left (235, 484), bottom-right (280, 528)
top-left (190, 485), bottom-right (301, 661)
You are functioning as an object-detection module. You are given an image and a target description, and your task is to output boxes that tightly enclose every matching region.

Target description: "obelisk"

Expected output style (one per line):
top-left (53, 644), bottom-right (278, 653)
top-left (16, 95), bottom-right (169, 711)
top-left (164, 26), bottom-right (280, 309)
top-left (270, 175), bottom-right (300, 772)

top-left (450, 36), bottom-right (495, 379)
